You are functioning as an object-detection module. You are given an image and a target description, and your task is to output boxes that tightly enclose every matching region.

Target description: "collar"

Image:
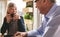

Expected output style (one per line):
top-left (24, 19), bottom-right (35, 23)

top-left (45, 3), bottom-right (57, 19)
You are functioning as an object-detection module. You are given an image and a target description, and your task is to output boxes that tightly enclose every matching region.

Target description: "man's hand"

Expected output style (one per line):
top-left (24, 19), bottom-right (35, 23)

top-left (0, 33), bottom-right (4, 37)
top-left (14, 32), bottom-right (27, 37)
top-left (21, 32), bottom-right (27, 37)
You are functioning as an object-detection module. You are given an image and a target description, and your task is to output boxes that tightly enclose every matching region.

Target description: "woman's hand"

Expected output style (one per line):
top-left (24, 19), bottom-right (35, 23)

top-left (13, 13), bottom-right (20, 20)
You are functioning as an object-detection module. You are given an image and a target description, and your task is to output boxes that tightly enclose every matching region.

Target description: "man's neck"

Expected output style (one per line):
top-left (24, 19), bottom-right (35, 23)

top-left (45, 3), bottom-right (54, 15)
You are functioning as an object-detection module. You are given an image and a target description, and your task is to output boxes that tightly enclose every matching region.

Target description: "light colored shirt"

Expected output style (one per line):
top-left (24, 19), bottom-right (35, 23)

top-left (43, 5), bottom-right (60, 37)
top-left (27, 4), bottom-right (57, 37)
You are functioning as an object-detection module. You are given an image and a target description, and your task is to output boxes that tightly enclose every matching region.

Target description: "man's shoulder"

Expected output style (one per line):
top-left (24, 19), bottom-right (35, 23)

top-left (48, 15), bottom-right (60, 26)
top-left (52, 6), bottom-right (60, 18)
top-left (47, 6), bottom-right (60, 26)
top-left (55, 6), bottom-right (60, 12)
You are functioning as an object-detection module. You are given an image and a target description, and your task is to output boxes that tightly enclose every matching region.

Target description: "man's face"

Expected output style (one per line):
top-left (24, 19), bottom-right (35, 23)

top-left (8, 7), bottom-right (17, 14)
top-left (35, 0), bottom-right (49, 14)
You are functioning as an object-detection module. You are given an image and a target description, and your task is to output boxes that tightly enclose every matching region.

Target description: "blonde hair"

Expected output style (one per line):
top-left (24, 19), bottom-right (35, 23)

top-left (7, 2), bottom-right (16, 14)
top-left (8, 2), bottom-right (15, 8)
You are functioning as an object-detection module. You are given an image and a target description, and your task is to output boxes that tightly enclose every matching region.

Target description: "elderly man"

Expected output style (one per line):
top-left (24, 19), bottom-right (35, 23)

top-left (14, 0), bottom-right (60, 37)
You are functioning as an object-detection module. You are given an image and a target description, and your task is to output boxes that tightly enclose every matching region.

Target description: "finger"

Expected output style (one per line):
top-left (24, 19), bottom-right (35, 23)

top-left (15, 32), bottom-right (21, 36)
top-left (13, 15), bottom-right (20, 19)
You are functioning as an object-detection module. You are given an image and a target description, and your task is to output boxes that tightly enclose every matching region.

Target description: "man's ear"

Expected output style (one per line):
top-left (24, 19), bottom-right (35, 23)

top-left (41, 0), bottom-right (45, 3)
top-left (42, 0), bottom-right (48, 3)
top-left (43, 0), bottom-right (50, 4)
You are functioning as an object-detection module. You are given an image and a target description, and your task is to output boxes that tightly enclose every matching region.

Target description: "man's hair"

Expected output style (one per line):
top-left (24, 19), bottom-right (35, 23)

top-left (49, 0), bottom-right (56, 3)
top-left (35, 0), bottom-right (56, 3)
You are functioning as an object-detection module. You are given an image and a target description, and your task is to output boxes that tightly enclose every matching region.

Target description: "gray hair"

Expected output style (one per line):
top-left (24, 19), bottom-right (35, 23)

top-left (35, 0), bottom-right (56, 3)
top-left (49, 0), bottom-right (56, 3)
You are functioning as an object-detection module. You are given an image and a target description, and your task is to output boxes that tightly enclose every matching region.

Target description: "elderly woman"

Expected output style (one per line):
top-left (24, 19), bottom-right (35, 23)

top-left (1, 2), bottom-right (25, 37)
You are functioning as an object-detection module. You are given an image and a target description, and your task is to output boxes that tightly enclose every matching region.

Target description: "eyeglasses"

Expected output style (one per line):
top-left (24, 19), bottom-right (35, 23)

top-left (35, 0), bottom-right (42, 2)
top-left (35, 0), bottom-right (37, 2)
top-left (35, 0), bottom-right (38, 2)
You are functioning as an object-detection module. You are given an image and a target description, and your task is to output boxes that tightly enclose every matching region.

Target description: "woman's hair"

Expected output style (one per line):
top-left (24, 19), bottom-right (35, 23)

top-left (8, 2), bottom-right (15, 8)
top-left (7, 2), bottom-right (16, 14)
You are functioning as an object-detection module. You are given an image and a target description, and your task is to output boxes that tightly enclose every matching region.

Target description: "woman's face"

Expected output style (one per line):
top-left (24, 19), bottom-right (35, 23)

top-left (7, 7), bottom-right (17, 14)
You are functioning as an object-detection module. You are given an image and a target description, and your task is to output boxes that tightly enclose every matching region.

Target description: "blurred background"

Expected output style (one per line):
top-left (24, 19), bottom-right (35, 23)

top-left (0, 0), bottom-right (60, 36)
